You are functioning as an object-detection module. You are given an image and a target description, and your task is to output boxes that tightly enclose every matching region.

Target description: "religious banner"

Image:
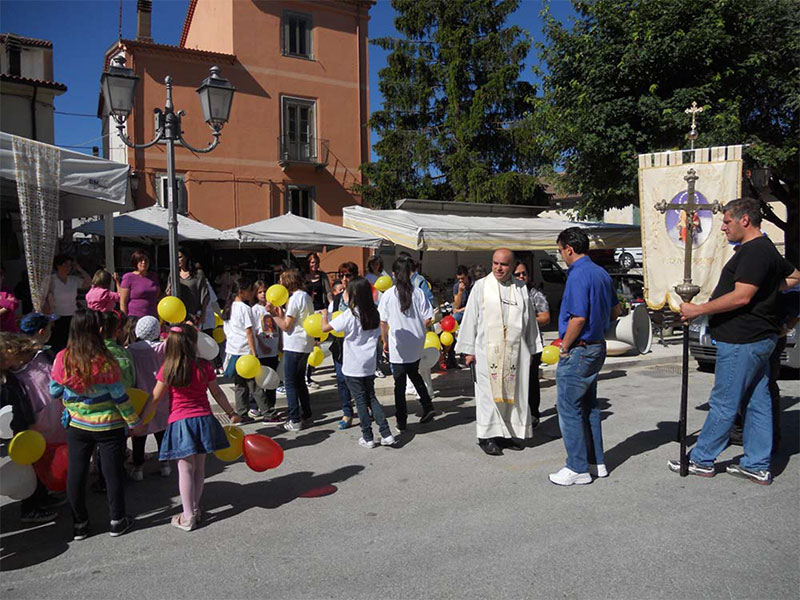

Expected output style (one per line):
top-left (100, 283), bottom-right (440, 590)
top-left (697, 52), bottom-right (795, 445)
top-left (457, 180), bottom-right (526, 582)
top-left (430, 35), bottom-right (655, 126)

top-left (638, 145), bottom-right (742, 311)
top-left (12, 135), bottom-right (60, 312)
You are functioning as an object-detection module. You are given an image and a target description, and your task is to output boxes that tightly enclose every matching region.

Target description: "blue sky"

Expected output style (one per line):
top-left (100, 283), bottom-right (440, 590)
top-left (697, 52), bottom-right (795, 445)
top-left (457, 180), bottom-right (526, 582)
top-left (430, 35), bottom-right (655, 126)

top-left (0, 0), bottom-right (575, 158)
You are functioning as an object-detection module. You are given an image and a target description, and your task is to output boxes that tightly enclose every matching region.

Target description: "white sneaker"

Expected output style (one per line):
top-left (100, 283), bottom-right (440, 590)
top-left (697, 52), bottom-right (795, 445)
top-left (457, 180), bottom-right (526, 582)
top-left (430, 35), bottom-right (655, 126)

top-left (548, 467), bottom-right (592, 486)
top-left (284, 420), bottom-right (303, 432)
top-left (160, 462), bottom-right (172, 477)
top-left (358, 437), bottom-right (377, 449)
top-left (130, 467), bottom-right (143, 481)
top-left (374, 369), bottom-right (385, 379)
top-left (380, 434), bottom-right (396, 446)
top-left (589, 464), bottom-right (608, 478)
top-left (276, 385), bottom-right (286, 395)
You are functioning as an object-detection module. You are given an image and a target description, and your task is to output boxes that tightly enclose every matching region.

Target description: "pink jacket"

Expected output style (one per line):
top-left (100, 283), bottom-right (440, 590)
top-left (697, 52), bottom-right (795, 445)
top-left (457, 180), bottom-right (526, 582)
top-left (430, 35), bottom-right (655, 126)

top-left (85, 287), bottom-right (120, 312)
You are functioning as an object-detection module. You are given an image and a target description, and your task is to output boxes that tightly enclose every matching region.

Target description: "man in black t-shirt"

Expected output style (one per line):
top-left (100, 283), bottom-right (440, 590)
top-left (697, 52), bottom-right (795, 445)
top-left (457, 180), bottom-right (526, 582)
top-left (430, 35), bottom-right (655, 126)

top-left (669, 197), bottom-right (799, 485)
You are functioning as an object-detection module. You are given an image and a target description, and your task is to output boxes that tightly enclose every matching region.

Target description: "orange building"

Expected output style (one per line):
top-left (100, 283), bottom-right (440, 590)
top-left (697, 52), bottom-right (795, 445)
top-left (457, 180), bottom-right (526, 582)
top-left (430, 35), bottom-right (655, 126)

top-left (100, 0), bottom-right (373, 272)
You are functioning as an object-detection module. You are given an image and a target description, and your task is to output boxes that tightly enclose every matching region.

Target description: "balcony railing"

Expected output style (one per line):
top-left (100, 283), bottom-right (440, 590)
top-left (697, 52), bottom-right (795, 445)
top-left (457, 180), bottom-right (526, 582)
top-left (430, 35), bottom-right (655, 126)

top-left (278, 135), bottom-right (329, 170)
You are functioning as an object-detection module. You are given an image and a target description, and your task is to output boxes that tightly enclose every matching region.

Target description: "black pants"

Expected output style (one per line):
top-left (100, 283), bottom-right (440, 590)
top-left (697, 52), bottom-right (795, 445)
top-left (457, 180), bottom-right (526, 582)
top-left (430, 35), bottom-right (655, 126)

top-left (67, 426), bottom-right (127, 523)
top-left (391, 360), bottom-right (433, 428)
top-left (258, 356), bottom-right (279, 413)
top-left (131, 430), bottom-right (166, 466)
top-left (528, 353), bottom-right (542, 420)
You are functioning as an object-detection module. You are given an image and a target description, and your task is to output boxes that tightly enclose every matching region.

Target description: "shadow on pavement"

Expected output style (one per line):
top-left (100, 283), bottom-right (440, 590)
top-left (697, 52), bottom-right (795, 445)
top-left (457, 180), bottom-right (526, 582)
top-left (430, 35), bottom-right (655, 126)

top-left (603, 420), bottom-right (677, 472)
top-left (0, 509), bottom-right (70, 571)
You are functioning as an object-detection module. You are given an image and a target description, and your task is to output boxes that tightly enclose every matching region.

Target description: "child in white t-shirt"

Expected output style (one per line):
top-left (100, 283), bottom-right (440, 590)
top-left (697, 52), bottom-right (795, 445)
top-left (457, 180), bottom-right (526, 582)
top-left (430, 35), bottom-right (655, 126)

top-left (378, 258), bottom-right (437, 432)
top-left (323, 276), bottom-right (394, 448)
top-left (268, 269), bottom-right (314, 432)
top-left (222, 278), bottom-right (261, 423)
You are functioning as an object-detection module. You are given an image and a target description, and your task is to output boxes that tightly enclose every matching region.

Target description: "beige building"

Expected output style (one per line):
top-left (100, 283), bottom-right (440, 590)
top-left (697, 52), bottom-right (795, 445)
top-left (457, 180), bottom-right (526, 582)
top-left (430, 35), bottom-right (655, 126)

top-left (0, 34), bottom-right (66, 143)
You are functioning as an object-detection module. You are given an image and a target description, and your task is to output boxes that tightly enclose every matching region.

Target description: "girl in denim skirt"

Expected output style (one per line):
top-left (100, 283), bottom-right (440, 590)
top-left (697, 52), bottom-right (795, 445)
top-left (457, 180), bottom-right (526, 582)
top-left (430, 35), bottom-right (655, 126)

top-left (137, 324), bottom-right (239, 532)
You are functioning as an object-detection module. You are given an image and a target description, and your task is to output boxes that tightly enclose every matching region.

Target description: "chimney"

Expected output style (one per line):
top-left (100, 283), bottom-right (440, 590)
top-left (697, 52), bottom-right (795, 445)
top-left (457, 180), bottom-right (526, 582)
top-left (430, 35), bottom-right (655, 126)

top-left (136, 0), bottom-right (153, 43)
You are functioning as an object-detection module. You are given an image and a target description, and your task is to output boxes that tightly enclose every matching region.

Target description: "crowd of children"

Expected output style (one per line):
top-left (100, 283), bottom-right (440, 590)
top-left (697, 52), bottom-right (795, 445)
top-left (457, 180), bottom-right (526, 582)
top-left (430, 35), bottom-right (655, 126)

top-left (1, 255), bottom-right (442, 541)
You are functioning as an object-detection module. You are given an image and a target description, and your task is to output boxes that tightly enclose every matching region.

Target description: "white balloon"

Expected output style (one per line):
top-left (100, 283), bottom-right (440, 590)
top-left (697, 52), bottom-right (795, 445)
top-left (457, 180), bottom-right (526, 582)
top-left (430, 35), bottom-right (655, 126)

top-left (0, 405), bottom-right (14, 439)
top-left (263, 368), bottom-right (280, 390)
top-left (320, 341), bottom-right (332, 357)
top-left (196, 332), bottom-right (220, 361)
top-left (420, 346), bottom-right (439, 369)
top-left (0, 458), bottom-right (37, 500)
top-left (433, 323), bottom-right (443, 334)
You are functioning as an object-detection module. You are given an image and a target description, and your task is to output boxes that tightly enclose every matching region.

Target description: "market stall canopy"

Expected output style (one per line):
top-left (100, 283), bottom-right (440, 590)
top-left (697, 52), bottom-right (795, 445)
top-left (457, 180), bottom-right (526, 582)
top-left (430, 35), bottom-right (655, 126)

top-left (74, 205), bottom-right (234, 242)
top-left (225, 213), bottom-right (382, 250)
top-left (342, 205), bottom-right (641, 251)
top-left (0, 131), bottom-right (134, 219)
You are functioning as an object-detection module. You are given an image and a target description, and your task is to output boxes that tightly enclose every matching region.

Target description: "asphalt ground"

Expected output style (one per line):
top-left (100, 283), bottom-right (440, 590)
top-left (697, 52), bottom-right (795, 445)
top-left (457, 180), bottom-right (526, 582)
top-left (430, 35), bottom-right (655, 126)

top-left (1, 349), bottom-right (798, 599)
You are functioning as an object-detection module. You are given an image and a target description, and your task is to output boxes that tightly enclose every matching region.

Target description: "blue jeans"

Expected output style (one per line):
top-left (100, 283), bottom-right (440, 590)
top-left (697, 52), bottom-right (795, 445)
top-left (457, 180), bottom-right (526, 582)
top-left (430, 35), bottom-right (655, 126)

top-left (284, 351), bottom-right (311, 423)
top-left (690, 336), bottom-right (776, 471)
top-left (556, 343), bottom-right (606, 473)
top-left (334, 360), bottom-right (354, 418)
top-left (344, 375), bottom-right (391, 442)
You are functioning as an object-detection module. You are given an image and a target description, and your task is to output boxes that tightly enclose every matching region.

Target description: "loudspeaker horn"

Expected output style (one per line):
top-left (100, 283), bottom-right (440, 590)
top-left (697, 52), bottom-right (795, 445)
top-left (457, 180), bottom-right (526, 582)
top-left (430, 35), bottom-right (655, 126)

top-left (604, 304), bottom-right (653, 355)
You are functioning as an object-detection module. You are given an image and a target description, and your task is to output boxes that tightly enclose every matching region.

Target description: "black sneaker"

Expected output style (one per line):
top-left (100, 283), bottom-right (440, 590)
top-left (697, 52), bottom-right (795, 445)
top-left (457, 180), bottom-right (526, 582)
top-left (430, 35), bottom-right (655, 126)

top-left (73, 521), bottom-right (90, 541)
top-left (42, 493), bottom-right (68, 508)
top-left (109, 515), bottom-right (135, 537)
top-left (726, 464), bottom-right (772, 485)
top-left (419, 408), bottom-right (437, 424)
top-left (667, 459), bottom-right (715, 477)
top-left (21, 508), bottom-right (57, 524)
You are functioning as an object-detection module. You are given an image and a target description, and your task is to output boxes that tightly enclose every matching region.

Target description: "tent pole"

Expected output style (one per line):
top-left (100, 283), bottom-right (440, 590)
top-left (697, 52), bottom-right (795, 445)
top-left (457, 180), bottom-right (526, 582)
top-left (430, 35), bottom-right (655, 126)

top-left (104, 213), bottom-right (115, 282)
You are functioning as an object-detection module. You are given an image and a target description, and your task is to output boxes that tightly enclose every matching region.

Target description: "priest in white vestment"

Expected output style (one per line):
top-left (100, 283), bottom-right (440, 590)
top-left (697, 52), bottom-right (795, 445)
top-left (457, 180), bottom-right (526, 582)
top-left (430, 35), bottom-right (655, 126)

top-left (455, 249), bottom-right (543, 455)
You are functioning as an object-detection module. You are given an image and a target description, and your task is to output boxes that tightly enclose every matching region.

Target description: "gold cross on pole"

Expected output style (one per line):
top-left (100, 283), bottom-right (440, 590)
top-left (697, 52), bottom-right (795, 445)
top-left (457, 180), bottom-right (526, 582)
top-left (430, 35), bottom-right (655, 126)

top-left (685, 101), bottom-right (704, 148)
top-left (654, 168), bottom-right (722, 301)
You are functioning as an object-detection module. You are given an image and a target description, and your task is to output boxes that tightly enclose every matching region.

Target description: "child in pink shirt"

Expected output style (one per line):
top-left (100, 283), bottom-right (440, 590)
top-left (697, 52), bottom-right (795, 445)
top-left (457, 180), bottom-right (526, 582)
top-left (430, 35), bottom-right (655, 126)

top-left (85, 270), bottom-right (120, 312)
top-left (137, 324), bottom-right (239, 532)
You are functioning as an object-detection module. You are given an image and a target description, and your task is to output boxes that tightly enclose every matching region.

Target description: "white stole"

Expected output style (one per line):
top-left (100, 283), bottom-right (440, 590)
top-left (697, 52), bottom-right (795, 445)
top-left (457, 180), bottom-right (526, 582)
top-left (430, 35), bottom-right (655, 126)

top-left (483, 275), bottom-right (522, 404)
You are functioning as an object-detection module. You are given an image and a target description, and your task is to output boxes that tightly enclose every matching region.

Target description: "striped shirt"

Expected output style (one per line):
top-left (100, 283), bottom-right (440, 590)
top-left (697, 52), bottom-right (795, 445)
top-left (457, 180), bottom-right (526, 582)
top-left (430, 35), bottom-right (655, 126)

top-left (50, 353), bottom-right (141, 432)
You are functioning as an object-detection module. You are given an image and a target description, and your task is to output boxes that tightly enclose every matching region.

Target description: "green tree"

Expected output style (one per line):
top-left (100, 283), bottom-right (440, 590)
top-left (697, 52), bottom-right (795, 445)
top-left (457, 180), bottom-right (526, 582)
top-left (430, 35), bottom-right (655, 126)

top-left (359, 0), bottom-right (547, 208)
top-left (534, 0), bottom-right (799, 264)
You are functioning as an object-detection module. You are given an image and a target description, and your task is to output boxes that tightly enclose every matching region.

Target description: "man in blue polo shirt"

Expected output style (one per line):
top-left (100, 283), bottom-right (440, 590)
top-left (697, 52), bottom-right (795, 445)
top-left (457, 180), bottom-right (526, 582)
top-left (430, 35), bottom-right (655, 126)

top-left (549, 228), bottom-right (621, 486)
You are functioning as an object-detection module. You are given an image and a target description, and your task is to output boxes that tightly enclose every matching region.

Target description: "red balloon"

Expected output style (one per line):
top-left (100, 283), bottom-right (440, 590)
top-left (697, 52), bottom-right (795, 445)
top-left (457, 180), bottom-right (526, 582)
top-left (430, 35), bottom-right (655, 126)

top-left (552, 338), bottom-right (563, 348)
top-left (440, 315), bottom-right (456, 332)
top-left (34, 443), bottom-right (68, 492)
top-left (242, 434), bottom-right (284, 472)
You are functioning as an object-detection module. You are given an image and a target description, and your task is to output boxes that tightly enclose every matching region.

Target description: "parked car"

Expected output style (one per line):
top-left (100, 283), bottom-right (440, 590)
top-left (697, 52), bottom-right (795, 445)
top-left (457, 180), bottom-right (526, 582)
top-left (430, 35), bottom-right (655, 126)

top-left (610, 273), bottom-right (645, 307)
top-left (531, 252), bottom-right (567, 329)
top-left (688, 315), bottom-right (799, 371)
top-left (614, 247), bottom-right (643, 270)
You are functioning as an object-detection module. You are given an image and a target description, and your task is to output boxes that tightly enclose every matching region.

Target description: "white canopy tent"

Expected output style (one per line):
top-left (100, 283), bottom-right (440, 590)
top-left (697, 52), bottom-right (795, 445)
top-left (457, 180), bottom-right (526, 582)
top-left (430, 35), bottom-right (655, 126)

top-left (0, 132), bottom-right (135, 310)
top-left (342, 205), bottom-right (641, 251)
top-left (74, 205), bottom-right (234, 243)
top-left (224, 213), bottom-right (383, 250)
top-left (0, 131), bottom-right (134, 220)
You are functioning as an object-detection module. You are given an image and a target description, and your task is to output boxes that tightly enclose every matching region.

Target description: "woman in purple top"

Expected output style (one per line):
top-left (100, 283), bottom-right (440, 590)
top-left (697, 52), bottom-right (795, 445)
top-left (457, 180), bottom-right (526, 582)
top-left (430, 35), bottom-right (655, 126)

top-left (120, 249), bottom-right (161, 317)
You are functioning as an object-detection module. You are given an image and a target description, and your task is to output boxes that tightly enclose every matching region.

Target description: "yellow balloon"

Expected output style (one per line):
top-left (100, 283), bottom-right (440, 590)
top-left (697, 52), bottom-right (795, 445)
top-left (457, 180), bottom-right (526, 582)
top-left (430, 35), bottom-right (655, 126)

top-left (126, 387), bottom-right (154, 425)
top-left (307, 346), bottom-right (324, 367)
top-left (8, 430), bottom-right (46, 465)
top-left (214, 425), bottom-right (244, 462)
top-left (214, 312), bottom-right (223, 327)
top-left (235, 355), bottom-right (261, 379)
top-left (374, 275), bottom-right (393, 292)
top-left (157, 296), bottom-right (187, 324)
top-left (330, 311), bottom-right (344, 337)
top-left (212, 327), bottom-right (226, 343)
top-left (303, 313), bottom-right (323, 338)
top-left (440, 331), bottom-right (454, 347)
top-left (541, 345), bottom-right (560, 365)
top-left (424, 331), bottom-right (441, 350)
top-left (266, 284), bottom-right (289, 307)
top-left (319, 331), bottom-right (329, 342)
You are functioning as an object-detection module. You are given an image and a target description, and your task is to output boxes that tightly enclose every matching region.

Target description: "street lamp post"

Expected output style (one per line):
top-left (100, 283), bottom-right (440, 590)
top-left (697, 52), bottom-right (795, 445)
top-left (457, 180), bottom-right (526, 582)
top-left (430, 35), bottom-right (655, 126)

top-left (100, 55), bottom-right (236, 296)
